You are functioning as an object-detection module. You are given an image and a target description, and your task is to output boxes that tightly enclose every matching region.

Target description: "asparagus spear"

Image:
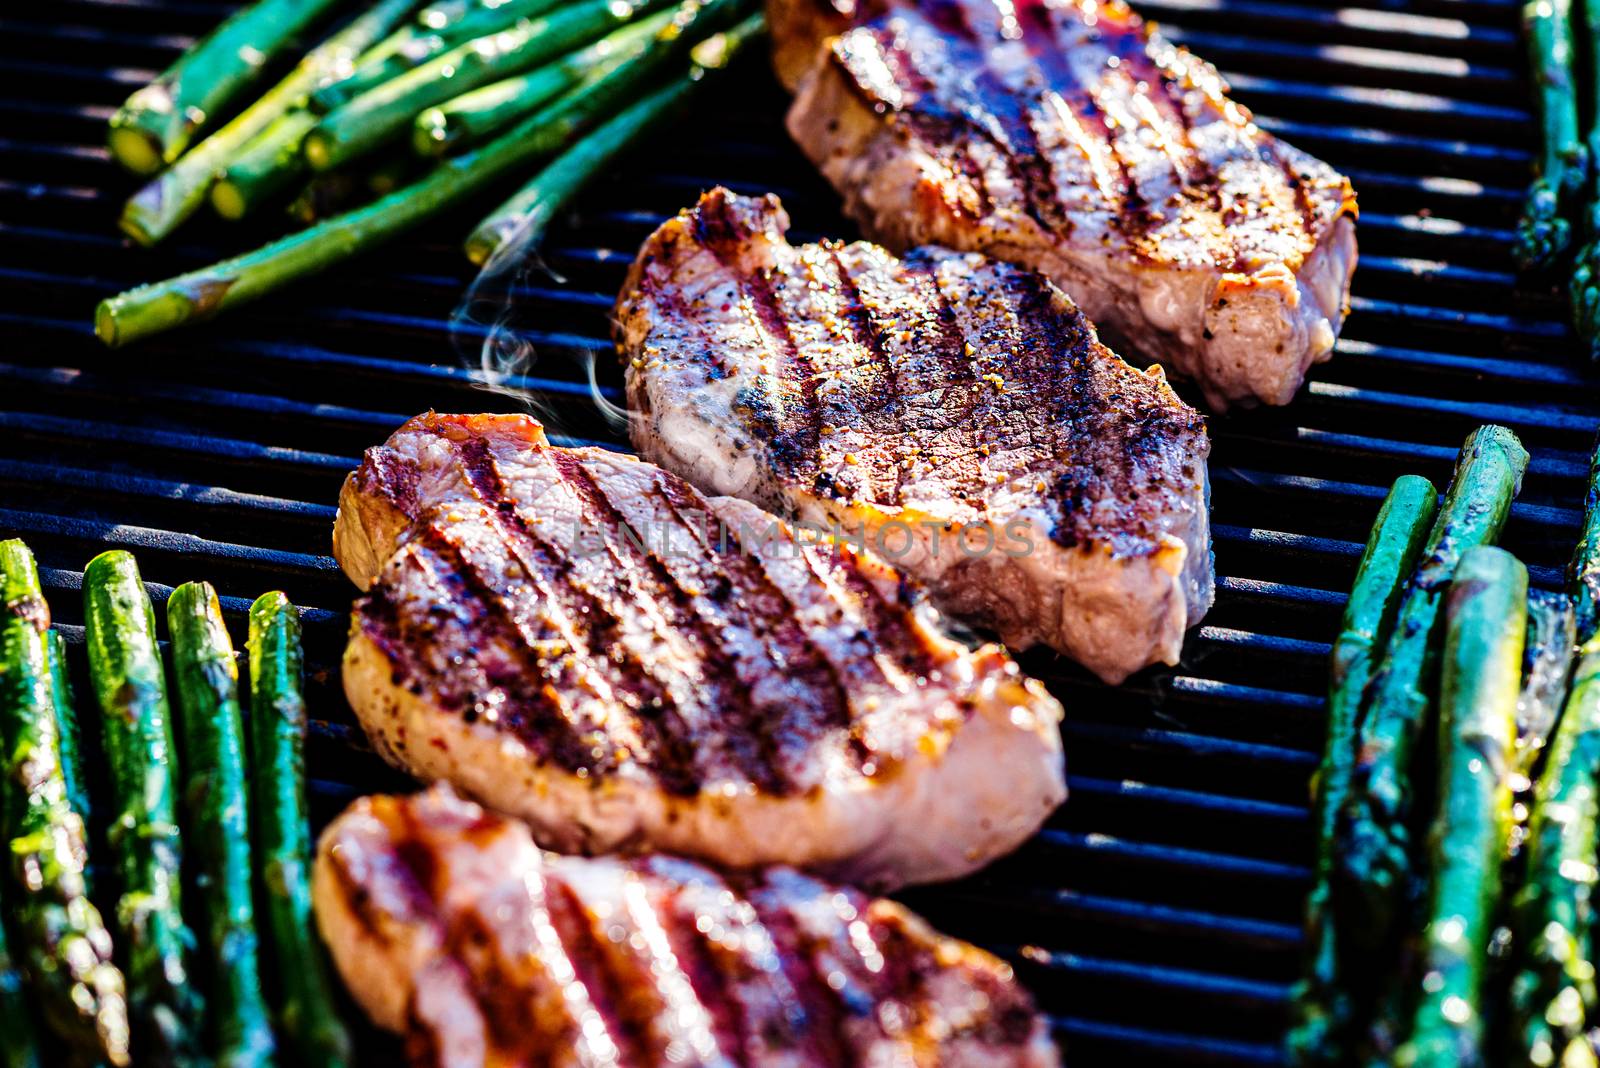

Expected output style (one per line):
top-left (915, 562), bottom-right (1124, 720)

top-left (211, 109), bottom-right (321, 220)
top-left (1397, 546), bottom-right (1526, 1068)
top-left (1337, 426), bottom-right (1529, 943)
top-left (307, 0), bottom-right (569, 114)
top-left (167, 582), bottom-right (276, 1067)
top-left (248, 593), bottom-right (350, 1068)
top-left (1513, 588), bottom-right (1578, 783)
top-left (465, 15), bottom-right (759, 264)
top-left (119, 0), bottom-right (420, 247)
top-left (96, 0), bottom-right (755, 347)
top-left (46, 629), bottom-right (91, 831)
top-left (107, 0), bottom-right (345, 174)
top-left (414, 11), bottom-right (674, 157)
top-left (1515, 0), bottom-right (1586, 269)
top-left (1571, 0), bottom-right (1600, 356)
top-left (304, 0), bottom-right (672, 172)
top-left (1509, 441), bottom-right (1600, 1068)
top-left (0, 541), bottom-right (131, 1065)
top-left (1572, 435), bottom-right (1600, 639)
top-left (1285, 475), bottom-right (1439, 1067)
top-left (82, 551), bottom-right (204, 1065)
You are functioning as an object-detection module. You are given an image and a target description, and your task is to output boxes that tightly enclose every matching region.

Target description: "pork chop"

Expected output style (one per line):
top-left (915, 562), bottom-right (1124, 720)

top-left (616, 187), bottom-right (1212, 684)
top-left (772, 0), bottom-right (1359, 410)
top-left (332, 412), bottom-right (1066, 890)
top-left (314, 785), bottom-right (1062, 1067)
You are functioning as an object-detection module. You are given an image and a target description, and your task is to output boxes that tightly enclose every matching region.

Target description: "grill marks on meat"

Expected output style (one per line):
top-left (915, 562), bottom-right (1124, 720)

top-left (334, 412), bottom-right (1066, 889)
top-left (775, 0), bottom-right (1359, 409)
top-left (315, 787), bottom-right (1061, 1067)
top-left (617, 189), bottom-right (1212, 683)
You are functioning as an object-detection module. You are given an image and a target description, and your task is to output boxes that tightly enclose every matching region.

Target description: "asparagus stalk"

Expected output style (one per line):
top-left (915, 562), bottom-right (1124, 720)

top-left (82, 551), bottom-right (204, 1065)
top-left (1515, 0), bottom-right (1586, 269)
top-left (46, 629), bottom-right (91, 831)
top-left (1571, 0), bottom-right (1600, 356)
top-left (465, 15), bottom-right (760, 264)
top-left (1397, 545), bottom-right (1526, 1068)
top-left (1285, 475), bottom-right (1439, 1067)
top-left (107, 0), bottom-right (345, 174)
top-left (1337, 426), bottom-right (1530, 944)
top-left (304, 0), bottom-right (672, 172)
top-left (307, 27), bottom-right (451, 114)
top-left (0, 541), bottom-right (131, 1065)
top-left (414, 10), bottom-right (673, 157)
top-left (96, 0), bottom-right (754, 347)
top-left (211, 109), bottom-right (321, 220)
top-left (119, 0), bottom-right (420, 247)
top-left (1513, 588), bottom-right (1578, 783)
top-left (1509, 442), bottom-right (1600, 1068)
top-left (166, 583), bottom-right (277, 1067)
top-left (1573, 435), bottom-right (1600, 639)
top-left (248, 593), bottom-right (350, 1068)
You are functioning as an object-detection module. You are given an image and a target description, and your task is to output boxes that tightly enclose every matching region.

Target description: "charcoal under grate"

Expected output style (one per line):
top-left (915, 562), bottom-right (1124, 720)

top-left (2, 0), bottom-right (1595, 1062)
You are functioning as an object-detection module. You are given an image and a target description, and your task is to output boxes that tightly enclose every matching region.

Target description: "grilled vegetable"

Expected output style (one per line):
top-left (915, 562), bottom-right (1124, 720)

top-left (248, 593), bottom-right (350, 1068)
top-left (304, 0), bottom-right (672, 172)
top-left (1286, 475), bottom-right (1438, 1067)
top-left (1573, 436), bottom-right (1600, 637)
top-left (119, 0), bottom-right (419, 247)
top-left (310, 0), bottom-right (569, 112)
top-left (96, 0), bottom-right (755, 347)
top-left (286, 156), bottom-right (421, 224)
top-left (1509, 439), bottom-right (1600, 1068)
top-left (1572, 0), bottom-right (1600, 356)
top-left (1513, 588), bottom-right (1577, 782)
top-left (1397, 545), bottom-right (1525, 1068)
top-left (167, 582), bottom-right (276, 1067)
top-left (82, 551), bottom-right (204, 1065)
top-left (1516, 0), bottom-right (1586, 268)
top-left (107, 0), bottom-right (344, 174)
top-left (0, 541), bottom-right (130, 1064)
top-left (414, 11), bottom-right (673, 157)
top-left (46, 629), bottom-right (90, 830)
top-left (212, 110), bottom-right (321, 220)
top-left (1338, 426), bottom-right (1529, 941)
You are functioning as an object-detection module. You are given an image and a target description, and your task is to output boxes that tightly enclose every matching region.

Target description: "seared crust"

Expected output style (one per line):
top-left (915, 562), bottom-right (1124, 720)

top-left (776, 0), bottom-right (1359, 409)
top-left (333, 413), bottom-right (1067, 890)
top-left (314, 786), bottom-right (1062, 1067)
top-left (616, 188), bottom-right (1212, 682)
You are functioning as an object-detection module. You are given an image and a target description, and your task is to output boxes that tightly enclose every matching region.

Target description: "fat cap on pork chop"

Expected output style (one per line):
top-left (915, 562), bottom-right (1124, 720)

top-left (313, 785), bottom-right (1062, 1067)
top-left (332, 412), bottom-right (1066, 891)
top-left (772, 0), bottom-right (1359, 409)
top-left (616, 188), bottom-right (1212, 684)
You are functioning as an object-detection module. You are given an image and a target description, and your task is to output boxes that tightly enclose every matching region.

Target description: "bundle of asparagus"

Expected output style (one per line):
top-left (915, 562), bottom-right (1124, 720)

top-left (0, 541), bottom-right (340, 1066)
top-left (1292, 431), bottom-right (1600, 1065)
top-left (100, 0), bottom-right (763, 346)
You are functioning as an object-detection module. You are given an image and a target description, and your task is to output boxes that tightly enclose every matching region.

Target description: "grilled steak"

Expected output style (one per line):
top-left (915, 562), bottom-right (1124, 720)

top-left (772, 0), bottom-right (1359, 410)
top-left (314, 786), bottom-right (1062, 1067)
top-left (332, 412), bottom-right (1066, 890)
top-left (616, 188), bottom-right (1212, 684)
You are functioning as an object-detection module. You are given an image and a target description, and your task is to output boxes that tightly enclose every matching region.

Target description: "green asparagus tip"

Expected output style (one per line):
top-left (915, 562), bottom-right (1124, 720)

top-left (1515, 181), bottom-right (1572, 270)
top-left (107, 124), bottom-right (164, 177)
top-left (210, 180), bottom-right (249, 221)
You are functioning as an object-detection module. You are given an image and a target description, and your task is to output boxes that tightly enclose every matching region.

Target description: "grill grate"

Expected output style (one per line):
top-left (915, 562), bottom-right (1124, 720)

top-left (2, 0), bottom-right (1595, 1062)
